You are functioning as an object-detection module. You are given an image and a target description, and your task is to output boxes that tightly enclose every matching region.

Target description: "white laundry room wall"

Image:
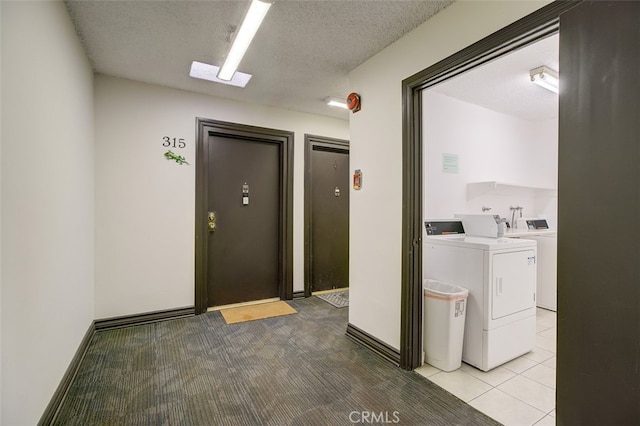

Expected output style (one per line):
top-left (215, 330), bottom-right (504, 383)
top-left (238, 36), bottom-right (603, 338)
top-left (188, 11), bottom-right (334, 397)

top-left (423, 91), bottom-right (558, 228)
top-left (94, 75), bottom-right (349, 319)
top-left (348, 0), bottom-right (552, 350)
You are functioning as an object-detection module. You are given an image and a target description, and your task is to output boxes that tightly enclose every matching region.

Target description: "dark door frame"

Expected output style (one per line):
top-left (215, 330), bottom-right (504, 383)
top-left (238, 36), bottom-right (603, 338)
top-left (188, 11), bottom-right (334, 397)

top-left (303, 134), bottom-right (350, 297)
top-left (195, 118), bottom-right (294, 314)
top-left (400, 1), bottom-right (579, 370)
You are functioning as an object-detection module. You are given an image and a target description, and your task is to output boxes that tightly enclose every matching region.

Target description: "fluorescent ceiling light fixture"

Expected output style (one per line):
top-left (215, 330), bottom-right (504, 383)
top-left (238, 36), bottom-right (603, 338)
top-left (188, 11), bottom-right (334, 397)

top-left (218, 0), bottom-right (271, 81)
top-left (530, 66), bottom-right (559, 94)
top-left (325, 97), bottom-right (348, 109)
top-left (190, 61), bottom-right (252, 88)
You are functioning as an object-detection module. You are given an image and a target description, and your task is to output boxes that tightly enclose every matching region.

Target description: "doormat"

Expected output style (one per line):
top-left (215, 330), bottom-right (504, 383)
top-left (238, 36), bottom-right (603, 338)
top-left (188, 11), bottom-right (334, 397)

top-left (315, 290), bottom-right (349, 308)
top-left (220, 301), bottom-right (297, 325)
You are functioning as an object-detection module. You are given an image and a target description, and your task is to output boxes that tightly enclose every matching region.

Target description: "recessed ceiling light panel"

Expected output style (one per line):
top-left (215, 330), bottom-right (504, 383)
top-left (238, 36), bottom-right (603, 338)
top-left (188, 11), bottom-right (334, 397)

top-left (190, 61), bottom-right (252, 88)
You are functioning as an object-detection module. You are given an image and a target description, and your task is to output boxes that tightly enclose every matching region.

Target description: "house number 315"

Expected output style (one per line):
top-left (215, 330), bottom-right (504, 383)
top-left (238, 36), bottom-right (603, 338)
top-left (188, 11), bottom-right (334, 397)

top-left (162, 136), bottom-right (186, 148)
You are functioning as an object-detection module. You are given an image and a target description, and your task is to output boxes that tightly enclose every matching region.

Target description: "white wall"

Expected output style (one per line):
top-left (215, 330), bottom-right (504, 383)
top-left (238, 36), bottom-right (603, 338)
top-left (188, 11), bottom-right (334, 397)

top-left (1, 2), bottom-right (95, 425)
top-left (348, 0), bottom-right (551, 350)
top-left (0, 2), bottom-right (3, 420)
top-left (94, 76), bottom-right (349, 318)
top-left (423, 91), bottom-right (558, 226)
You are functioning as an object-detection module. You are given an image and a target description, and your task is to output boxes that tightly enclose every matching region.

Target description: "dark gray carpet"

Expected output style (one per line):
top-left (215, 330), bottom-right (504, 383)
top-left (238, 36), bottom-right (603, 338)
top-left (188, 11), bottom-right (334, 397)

top-left (54, 297), bottom-right (500, 425)
top-left (315, 290), bottom-right (349, 308)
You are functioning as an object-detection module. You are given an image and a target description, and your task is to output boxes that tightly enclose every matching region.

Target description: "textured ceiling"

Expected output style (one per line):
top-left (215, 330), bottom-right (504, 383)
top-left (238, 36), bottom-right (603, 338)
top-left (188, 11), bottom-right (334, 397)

top-left (432, 33), bottom-right (559, 122)
top-left (64, 0), bottom-right (454, 120)
top-left (64, 1), bottom-right (558, 122)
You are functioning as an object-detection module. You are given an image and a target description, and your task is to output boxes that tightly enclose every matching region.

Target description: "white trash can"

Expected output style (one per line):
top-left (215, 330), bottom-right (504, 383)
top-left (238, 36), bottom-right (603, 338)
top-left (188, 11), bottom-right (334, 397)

top-left (423, 279), bottom-right (469, 371)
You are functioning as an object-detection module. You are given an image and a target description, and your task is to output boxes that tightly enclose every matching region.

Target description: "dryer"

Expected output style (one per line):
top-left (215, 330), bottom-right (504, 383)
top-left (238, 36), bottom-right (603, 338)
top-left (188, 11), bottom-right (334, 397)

top-left (507, 218), bottom-right (557, 312)
top-left (424, 232), bottom-right (537, 371)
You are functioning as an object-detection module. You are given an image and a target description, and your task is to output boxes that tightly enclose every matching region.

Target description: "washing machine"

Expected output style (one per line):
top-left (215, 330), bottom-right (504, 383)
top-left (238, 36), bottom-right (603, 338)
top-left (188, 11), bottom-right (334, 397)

top-left (424, 221), bottom-right (537, 371)
top-left (506, 218), bottom-right (557, 312)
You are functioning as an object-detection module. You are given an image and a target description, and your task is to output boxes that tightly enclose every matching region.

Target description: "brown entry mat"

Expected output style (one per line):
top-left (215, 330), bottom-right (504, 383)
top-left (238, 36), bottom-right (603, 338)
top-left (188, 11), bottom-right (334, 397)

top-left (220, 301), bottom-right (297, 325)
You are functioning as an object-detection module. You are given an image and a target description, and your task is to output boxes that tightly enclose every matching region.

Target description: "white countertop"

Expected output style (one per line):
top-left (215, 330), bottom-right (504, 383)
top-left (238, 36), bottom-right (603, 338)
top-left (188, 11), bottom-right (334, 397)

top-left (425, 234), bottom-right (538, 250)
top-left (504, 228), bottom-right (557, 238)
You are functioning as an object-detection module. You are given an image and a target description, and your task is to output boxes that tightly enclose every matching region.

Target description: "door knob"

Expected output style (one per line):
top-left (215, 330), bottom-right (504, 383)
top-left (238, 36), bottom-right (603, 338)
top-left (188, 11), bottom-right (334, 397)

top-left (208, 211), bottom-right (216, 232)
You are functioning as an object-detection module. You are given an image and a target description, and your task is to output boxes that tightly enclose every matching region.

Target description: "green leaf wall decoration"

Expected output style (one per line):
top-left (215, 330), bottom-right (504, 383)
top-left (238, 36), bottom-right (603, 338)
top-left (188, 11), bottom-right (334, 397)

top-left (164, 150), bottom-right (189, 165)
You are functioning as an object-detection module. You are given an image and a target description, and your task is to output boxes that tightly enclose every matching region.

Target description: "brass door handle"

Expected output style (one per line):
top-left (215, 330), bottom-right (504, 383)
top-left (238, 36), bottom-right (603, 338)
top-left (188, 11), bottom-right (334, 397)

top-left (208, 211), bottom-right (216, 232)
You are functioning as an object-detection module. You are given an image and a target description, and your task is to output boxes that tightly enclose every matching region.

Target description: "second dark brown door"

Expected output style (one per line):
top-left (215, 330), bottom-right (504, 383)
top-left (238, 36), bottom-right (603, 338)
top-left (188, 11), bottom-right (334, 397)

top-left (308, 142), bottom-right (349, 292)
top-left (207, 135), bottom-right (280, 307)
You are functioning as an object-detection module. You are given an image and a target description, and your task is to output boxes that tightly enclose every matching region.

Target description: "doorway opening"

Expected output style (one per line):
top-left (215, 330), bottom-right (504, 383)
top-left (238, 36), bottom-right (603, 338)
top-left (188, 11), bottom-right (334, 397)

top-left (422, 33), bottom-right (559, 303)
top-left (194, 118), bottom-right (294, 314)
top-left (400, 2), bottom-right (576, 370)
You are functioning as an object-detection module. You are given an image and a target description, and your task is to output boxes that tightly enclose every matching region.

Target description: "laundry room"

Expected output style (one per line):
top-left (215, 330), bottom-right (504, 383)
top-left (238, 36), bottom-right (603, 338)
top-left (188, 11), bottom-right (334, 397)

top-left (418, 33), bottom-right (560, 423)
top-left (422, 35), bottom-right (559, 229)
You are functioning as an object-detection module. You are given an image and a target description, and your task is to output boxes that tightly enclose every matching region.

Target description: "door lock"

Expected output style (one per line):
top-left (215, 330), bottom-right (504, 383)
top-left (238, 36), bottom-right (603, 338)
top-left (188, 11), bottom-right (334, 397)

top-left (242, 182), bottom-right (249, 206)
top-left (208, 211), bottom-right (217, 232)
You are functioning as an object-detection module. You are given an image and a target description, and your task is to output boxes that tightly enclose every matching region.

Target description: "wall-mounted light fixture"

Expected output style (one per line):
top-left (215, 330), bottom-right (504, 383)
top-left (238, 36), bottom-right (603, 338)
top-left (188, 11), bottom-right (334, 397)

top-left (218, 0), bottom-right (271, 81)
top-left (530, 66), bottom-right (559, 94)
top-left (325, 96), bottom-right (349, 109)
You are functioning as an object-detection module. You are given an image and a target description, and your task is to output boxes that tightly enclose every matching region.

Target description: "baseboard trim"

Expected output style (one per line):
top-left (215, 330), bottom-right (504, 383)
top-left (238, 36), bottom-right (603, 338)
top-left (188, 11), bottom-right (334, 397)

top-left (38, 322), bottom-right (96, 426)
top-left (40, 306), bottom-right (196, 424)
top-left (345, 323), bottom-right (401, 367)
top-left (292, 290), bottom-right (306, 299)
top-left (95, 306), bottom-right (195, 331)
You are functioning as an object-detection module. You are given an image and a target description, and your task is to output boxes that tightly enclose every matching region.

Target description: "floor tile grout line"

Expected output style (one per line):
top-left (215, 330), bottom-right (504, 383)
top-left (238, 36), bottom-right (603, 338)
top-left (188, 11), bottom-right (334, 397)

top-left (466, 382), bottom-right (495, 404)
top-left (494, 378), bottom-right (555, 415)
top-left (468, 387), bottom-right (547, 426)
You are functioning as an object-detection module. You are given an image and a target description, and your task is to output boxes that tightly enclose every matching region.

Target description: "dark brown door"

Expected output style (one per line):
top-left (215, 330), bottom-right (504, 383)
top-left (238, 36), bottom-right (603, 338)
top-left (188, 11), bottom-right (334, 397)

top-left (305, 135), bottom-right (349, 294)
top-left (195, 119), bottom-right (294, 313)
top-left (557, 2), bottom-right (640, 424)
top-left (207, 135), bottom-right (281, 307)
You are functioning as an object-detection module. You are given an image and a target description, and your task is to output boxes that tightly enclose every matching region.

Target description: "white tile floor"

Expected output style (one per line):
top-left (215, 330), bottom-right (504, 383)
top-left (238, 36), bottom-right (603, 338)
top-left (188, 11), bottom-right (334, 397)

top-left (416, 308), bottom-right (557, 426)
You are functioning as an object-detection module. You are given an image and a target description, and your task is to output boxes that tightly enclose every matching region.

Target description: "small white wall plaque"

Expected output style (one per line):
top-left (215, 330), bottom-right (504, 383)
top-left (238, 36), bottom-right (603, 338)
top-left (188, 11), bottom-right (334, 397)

top-left (443, 153), bottom-right (459, 174)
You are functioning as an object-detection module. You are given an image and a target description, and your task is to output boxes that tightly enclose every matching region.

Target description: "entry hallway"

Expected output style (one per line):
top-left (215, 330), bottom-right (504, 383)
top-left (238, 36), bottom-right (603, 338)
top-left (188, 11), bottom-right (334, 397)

top-left (54, 297), bottom-right (499, 425)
